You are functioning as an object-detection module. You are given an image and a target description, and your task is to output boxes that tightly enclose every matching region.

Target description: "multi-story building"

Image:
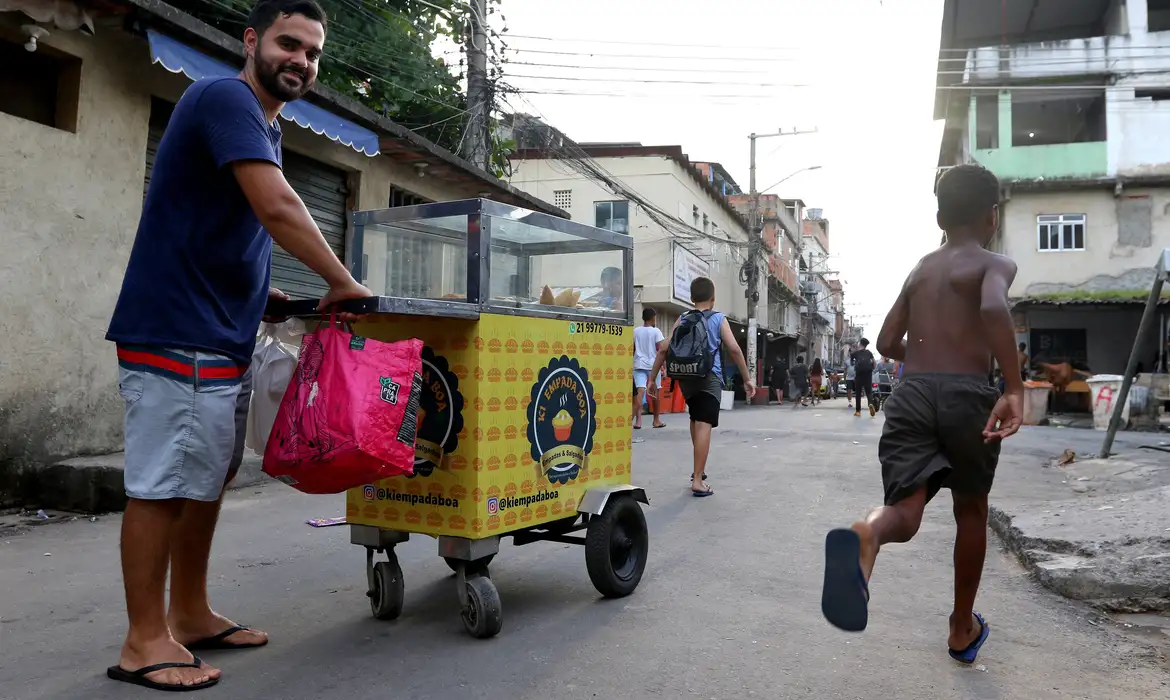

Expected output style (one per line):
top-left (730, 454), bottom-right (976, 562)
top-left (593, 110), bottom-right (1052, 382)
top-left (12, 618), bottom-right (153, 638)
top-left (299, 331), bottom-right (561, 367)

top-left (727, 193), bottom-right (803, 377)
top-left (801, 212), bottom-right (837, 364)
top-left (504, 131), bottom-right (762, 386)
top-left (828, 279), bottom-right (846, 365)
top-left (935, 0), bottom-right (1170, 372)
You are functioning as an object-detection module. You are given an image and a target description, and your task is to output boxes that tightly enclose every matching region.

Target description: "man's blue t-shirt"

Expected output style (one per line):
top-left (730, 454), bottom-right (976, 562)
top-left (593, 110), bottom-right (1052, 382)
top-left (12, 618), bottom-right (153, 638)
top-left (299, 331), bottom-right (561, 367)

top-left (107, 78), bottom-right (282, 364)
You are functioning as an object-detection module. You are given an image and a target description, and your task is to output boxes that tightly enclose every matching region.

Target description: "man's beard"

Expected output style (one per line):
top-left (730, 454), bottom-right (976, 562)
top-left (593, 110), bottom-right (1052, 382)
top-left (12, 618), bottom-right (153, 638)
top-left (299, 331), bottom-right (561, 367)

top-left (255, 50), bottom-right (313, 102)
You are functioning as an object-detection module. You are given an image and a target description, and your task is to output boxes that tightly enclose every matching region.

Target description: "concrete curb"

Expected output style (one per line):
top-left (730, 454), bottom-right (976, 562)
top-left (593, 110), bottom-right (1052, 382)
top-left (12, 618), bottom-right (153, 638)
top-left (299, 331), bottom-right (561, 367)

top-left (7, 452), bottom-right (271, 514)
top-left (989, 503), bottom-right (1170, 613)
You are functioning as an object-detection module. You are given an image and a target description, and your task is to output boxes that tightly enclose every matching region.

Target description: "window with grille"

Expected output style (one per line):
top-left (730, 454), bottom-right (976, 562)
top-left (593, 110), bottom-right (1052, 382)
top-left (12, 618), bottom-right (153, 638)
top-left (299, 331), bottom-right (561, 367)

top-left (553, 189), bottom-right (572, 208)
top-left (1037, 214), bottom-right (1085, 252)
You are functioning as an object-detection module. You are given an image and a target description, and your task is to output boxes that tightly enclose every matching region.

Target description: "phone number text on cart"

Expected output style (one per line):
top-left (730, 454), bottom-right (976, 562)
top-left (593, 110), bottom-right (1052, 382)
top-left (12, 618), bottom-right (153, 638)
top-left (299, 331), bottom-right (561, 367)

top-left (567, 322), bottom-right (624, 336)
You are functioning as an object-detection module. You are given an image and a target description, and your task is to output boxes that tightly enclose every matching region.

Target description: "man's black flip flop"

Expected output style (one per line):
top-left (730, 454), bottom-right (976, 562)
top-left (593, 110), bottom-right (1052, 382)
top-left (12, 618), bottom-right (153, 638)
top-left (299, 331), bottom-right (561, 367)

top-left (107, 657), bottom-right (218, 692)
top-left (821, 528), bottom-right (870, 632)
top-left (184, 625), bottom-right (267, 651)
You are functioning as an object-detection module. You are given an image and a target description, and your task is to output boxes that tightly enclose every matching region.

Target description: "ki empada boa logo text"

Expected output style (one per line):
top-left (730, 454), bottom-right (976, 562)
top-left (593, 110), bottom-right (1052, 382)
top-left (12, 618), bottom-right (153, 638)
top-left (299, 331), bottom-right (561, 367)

top-left (526, 356), bottom-right (597, 485)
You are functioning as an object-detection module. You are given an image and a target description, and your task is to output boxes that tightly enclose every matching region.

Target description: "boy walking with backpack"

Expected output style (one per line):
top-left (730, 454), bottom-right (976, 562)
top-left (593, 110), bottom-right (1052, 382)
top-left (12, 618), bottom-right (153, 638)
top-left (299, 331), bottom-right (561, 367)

top-left (649, 277), bottom-right (754, 497)
top-left (819, 163), bottom-right (1024, 665)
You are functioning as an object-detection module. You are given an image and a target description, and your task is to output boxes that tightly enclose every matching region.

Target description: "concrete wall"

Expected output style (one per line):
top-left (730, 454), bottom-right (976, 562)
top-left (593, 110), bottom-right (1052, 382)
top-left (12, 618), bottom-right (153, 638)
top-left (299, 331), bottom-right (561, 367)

top-left (1001, 188), bottom-right (1170, 296)
top-left (960, 11), bottom-right (1170, 178)
top-left (507, 156), bottom-right (751, 321)
top-left (0, 26), bottom-right (487, 482)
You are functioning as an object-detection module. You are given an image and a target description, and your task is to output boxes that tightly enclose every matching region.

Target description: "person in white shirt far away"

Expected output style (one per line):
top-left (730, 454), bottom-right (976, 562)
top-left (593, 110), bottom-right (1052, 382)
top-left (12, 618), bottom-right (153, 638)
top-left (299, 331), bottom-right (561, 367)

top-left (632, 307), bottom-right (667, 429)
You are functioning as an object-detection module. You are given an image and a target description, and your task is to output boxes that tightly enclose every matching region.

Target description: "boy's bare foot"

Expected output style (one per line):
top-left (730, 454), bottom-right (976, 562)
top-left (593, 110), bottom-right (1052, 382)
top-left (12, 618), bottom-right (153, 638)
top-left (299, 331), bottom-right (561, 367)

top-left (115, 636), bottom-right (220, 687)
top-left (170, 610), bottom-right (269, 650)
top-left (850, 521), bottom-right (879, 581)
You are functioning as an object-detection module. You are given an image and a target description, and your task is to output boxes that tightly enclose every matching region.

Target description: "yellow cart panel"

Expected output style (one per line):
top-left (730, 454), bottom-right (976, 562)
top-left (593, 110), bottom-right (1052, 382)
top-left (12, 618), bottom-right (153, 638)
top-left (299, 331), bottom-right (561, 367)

top-left (345, 313), bottom-right (634, 540)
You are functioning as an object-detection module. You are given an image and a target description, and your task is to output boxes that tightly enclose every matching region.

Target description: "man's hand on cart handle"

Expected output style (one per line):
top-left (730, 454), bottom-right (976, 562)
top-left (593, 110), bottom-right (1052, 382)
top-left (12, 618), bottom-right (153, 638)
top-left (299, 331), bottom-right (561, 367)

top-left (318, 277), bottom-right (374, 322)
top-left (263, 287), bottom-right (291, 323)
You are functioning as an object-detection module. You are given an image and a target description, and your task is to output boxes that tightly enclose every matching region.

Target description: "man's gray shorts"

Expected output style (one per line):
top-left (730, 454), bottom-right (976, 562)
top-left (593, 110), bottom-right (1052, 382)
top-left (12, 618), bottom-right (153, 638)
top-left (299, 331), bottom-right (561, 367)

top-left (117, 345), bottom-right (251, 502)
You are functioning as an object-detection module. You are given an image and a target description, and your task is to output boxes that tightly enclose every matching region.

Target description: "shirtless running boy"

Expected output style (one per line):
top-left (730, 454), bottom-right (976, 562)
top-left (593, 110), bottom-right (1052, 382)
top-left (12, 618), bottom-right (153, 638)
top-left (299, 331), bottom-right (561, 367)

top-left (819, 164), bottom-right (1024, 665)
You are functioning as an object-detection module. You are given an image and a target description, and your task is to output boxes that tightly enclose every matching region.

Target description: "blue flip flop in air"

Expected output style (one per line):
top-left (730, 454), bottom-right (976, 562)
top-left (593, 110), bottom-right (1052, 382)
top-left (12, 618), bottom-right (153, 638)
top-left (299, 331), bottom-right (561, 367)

top-left (948, 612), bottom-right (990, 664)
top-left (821, 528), bottom-right (870, 632)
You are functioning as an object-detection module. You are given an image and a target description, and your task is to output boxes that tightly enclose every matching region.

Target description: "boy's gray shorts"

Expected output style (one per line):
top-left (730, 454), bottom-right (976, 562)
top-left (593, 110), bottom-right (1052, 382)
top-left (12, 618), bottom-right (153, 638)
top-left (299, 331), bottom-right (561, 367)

top-left (116, 345), bottom-right (251, 502)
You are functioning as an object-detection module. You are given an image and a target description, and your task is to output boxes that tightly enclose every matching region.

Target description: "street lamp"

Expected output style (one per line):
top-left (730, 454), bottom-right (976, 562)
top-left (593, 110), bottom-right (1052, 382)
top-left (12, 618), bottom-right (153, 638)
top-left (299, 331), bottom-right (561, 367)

top-left (761, 165), bottom-right (823, 195)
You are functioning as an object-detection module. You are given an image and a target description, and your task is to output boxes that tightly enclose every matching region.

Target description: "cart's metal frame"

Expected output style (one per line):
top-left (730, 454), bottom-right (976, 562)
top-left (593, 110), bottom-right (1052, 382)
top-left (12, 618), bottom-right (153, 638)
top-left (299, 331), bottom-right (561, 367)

top-left (352, 484), bottom-right (649, 613)
top-left (349, 198), bottom-right (636, 327)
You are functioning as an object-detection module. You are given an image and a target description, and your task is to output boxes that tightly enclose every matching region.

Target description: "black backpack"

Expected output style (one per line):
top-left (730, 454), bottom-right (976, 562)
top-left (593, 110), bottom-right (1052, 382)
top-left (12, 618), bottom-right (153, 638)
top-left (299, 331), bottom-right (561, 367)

top-left (666, 310), bottom-right (717, 379)
top-left (854, 349), bottom-right (875, 374)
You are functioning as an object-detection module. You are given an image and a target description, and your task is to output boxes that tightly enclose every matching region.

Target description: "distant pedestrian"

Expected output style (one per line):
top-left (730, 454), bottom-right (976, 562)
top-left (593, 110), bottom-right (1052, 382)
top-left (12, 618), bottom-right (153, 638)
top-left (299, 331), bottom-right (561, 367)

top-left (790, 356), bottom-right (810, 407)
top-left (650, 276), bottom-right (755, 497)
top-left (632, 307), bottom-right (666, 430)
top-left (1017, 342), bottom-right (1029, 381)
top-left (820, 163), bottom-right (1023, 667)
top-left (810, 358), bottom-right (825, 404)
top-left (769, 357), bottom-right (789, 405)
top-left (845, 360), bottom-right (856, 405)
top-left (851, 339), bottom-right (877, 417)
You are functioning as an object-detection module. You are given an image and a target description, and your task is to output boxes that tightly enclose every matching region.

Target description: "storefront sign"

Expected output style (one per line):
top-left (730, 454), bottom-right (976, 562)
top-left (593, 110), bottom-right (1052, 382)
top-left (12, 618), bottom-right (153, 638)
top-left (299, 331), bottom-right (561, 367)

top-left (673, 244), bottom-right (710, 305)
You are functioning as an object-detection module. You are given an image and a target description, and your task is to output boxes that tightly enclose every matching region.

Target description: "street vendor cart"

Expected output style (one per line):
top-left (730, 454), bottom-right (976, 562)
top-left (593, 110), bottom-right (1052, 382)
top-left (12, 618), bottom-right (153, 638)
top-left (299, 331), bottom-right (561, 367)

top-left (273, 199), bottom-right (648, 639)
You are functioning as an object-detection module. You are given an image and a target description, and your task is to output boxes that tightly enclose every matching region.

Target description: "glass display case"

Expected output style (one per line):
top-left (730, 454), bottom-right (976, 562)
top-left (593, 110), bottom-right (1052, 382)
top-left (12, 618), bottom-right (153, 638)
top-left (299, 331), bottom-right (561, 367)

top-left (352, 199), bottom-right (634, 324)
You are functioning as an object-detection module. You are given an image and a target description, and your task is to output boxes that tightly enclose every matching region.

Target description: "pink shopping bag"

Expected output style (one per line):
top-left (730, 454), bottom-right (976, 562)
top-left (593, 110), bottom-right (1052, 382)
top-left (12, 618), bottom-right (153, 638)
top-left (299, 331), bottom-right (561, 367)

top-left (263, 316), bottom-right (423, 494)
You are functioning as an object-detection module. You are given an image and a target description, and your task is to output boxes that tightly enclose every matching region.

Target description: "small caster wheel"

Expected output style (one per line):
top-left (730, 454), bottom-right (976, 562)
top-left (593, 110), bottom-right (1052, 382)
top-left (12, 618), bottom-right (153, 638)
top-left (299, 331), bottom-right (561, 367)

top-left (444, 555), bottom-right (494, 576)
top-left (585, 495), bottom-right (648, 598)
top-left (461, 575), bottom-right (503, 639)
top-left (369, 557), bottom-right (404, 620)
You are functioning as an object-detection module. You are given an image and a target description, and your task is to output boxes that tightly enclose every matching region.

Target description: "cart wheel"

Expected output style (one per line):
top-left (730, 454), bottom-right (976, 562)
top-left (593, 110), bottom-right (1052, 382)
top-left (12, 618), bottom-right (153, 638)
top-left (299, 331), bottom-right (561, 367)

top-left (585, 495), bottom-right (648, 598)
top-left (444, 555), bottom-right (494, 576)
top-left (461, 575), bottom-right (503, 639)
top-left (369, 558), bottom-right (404, 621)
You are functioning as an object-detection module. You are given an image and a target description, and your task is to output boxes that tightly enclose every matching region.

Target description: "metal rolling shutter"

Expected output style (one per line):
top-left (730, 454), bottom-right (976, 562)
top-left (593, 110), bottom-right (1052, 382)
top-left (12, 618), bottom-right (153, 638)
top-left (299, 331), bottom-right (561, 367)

top-left (141, 97), bottom-right (349, 300)
top-left (273, 151), bottom-right (349, 299)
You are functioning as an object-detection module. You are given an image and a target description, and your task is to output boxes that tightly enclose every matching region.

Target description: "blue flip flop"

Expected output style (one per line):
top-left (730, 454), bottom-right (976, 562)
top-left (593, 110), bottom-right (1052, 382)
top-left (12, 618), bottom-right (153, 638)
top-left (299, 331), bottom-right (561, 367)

top-left (691, 485), bottom-right (714, 497)
top-left (948, 612), bottom-right (990, 664)
top-left (821, 528), bottom-right (870, 632)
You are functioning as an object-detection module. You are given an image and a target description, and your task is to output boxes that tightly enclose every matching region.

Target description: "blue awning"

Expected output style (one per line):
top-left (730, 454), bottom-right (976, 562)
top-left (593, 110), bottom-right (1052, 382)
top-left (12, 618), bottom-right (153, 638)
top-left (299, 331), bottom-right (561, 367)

top-left (147, 29), bottom-right (380, 156)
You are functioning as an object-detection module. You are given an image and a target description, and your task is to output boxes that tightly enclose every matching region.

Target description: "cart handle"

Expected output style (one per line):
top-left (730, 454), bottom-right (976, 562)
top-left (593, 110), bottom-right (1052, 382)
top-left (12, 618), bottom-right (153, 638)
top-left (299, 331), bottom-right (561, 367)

top-left (266, 297), bottom-right (378, 319)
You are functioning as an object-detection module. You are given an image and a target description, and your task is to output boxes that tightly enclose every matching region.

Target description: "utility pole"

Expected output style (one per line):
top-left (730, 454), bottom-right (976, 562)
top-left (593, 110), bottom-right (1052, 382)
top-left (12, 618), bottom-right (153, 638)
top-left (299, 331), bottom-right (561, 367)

top-left (464, 0), bottom-right (490, 170)
top-left (746, 127), bottom-right (817, 391)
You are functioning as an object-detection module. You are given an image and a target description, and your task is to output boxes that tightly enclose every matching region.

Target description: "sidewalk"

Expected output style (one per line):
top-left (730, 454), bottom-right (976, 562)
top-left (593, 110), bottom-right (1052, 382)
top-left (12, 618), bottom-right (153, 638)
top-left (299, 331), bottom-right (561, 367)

top-left (988, 426), bottom-right (1170, 612)
top-left (2, 452), bottom-right (268, 521)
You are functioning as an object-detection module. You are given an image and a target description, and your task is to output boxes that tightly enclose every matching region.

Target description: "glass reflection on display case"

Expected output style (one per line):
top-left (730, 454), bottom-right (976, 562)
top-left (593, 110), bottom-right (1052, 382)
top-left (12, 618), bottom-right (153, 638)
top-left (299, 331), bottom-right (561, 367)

top-left (352, 200), bottom-right (632, 323)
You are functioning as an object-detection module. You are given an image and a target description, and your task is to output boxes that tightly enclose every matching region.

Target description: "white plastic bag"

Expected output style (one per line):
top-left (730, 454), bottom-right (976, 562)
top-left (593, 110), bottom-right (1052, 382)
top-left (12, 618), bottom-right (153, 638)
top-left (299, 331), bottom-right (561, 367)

top-left (246, 322), bottom-right (303, 456)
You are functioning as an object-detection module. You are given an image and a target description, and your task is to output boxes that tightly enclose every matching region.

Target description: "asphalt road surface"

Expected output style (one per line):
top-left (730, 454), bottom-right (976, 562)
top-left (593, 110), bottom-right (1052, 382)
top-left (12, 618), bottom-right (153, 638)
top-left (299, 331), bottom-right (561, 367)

top-left (2, 400), bottom-right (1167, 700)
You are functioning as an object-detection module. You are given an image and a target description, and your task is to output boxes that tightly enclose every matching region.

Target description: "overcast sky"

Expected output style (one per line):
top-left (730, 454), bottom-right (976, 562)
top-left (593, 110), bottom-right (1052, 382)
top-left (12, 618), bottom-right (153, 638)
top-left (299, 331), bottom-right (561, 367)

top-left (471, 0), bottom-right (945, 336)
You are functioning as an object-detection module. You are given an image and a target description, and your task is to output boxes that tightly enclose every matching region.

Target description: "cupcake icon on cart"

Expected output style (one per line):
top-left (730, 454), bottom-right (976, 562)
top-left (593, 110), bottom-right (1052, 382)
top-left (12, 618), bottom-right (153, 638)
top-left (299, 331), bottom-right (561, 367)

top-left (527, 356), bottom-right (597, 485)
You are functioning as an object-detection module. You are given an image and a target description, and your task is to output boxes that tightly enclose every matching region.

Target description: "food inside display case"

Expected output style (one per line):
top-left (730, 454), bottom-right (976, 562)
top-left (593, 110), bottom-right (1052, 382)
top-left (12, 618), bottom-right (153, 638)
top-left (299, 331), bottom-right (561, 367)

top-left (484, 212), bottom-right (625, 315)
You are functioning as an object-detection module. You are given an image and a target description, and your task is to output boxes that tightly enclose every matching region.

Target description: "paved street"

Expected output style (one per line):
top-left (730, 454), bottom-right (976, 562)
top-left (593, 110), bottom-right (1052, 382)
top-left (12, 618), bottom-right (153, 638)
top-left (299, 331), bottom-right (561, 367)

top-left (2, 401), bottom-right (1168, 700)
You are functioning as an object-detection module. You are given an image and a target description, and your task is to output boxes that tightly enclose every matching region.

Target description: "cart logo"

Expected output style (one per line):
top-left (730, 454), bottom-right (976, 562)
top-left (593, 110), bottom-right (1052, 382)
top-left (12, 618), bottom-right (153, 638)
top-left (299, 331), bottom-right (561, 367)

top-left (526, 356), bottom-right (597, 485)
top-left (408, 347), bottom-right (465, 478)
top-left (486, 496), bottom-right (499, 515)
top-left (379, 377), bottom-right (401, 404)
